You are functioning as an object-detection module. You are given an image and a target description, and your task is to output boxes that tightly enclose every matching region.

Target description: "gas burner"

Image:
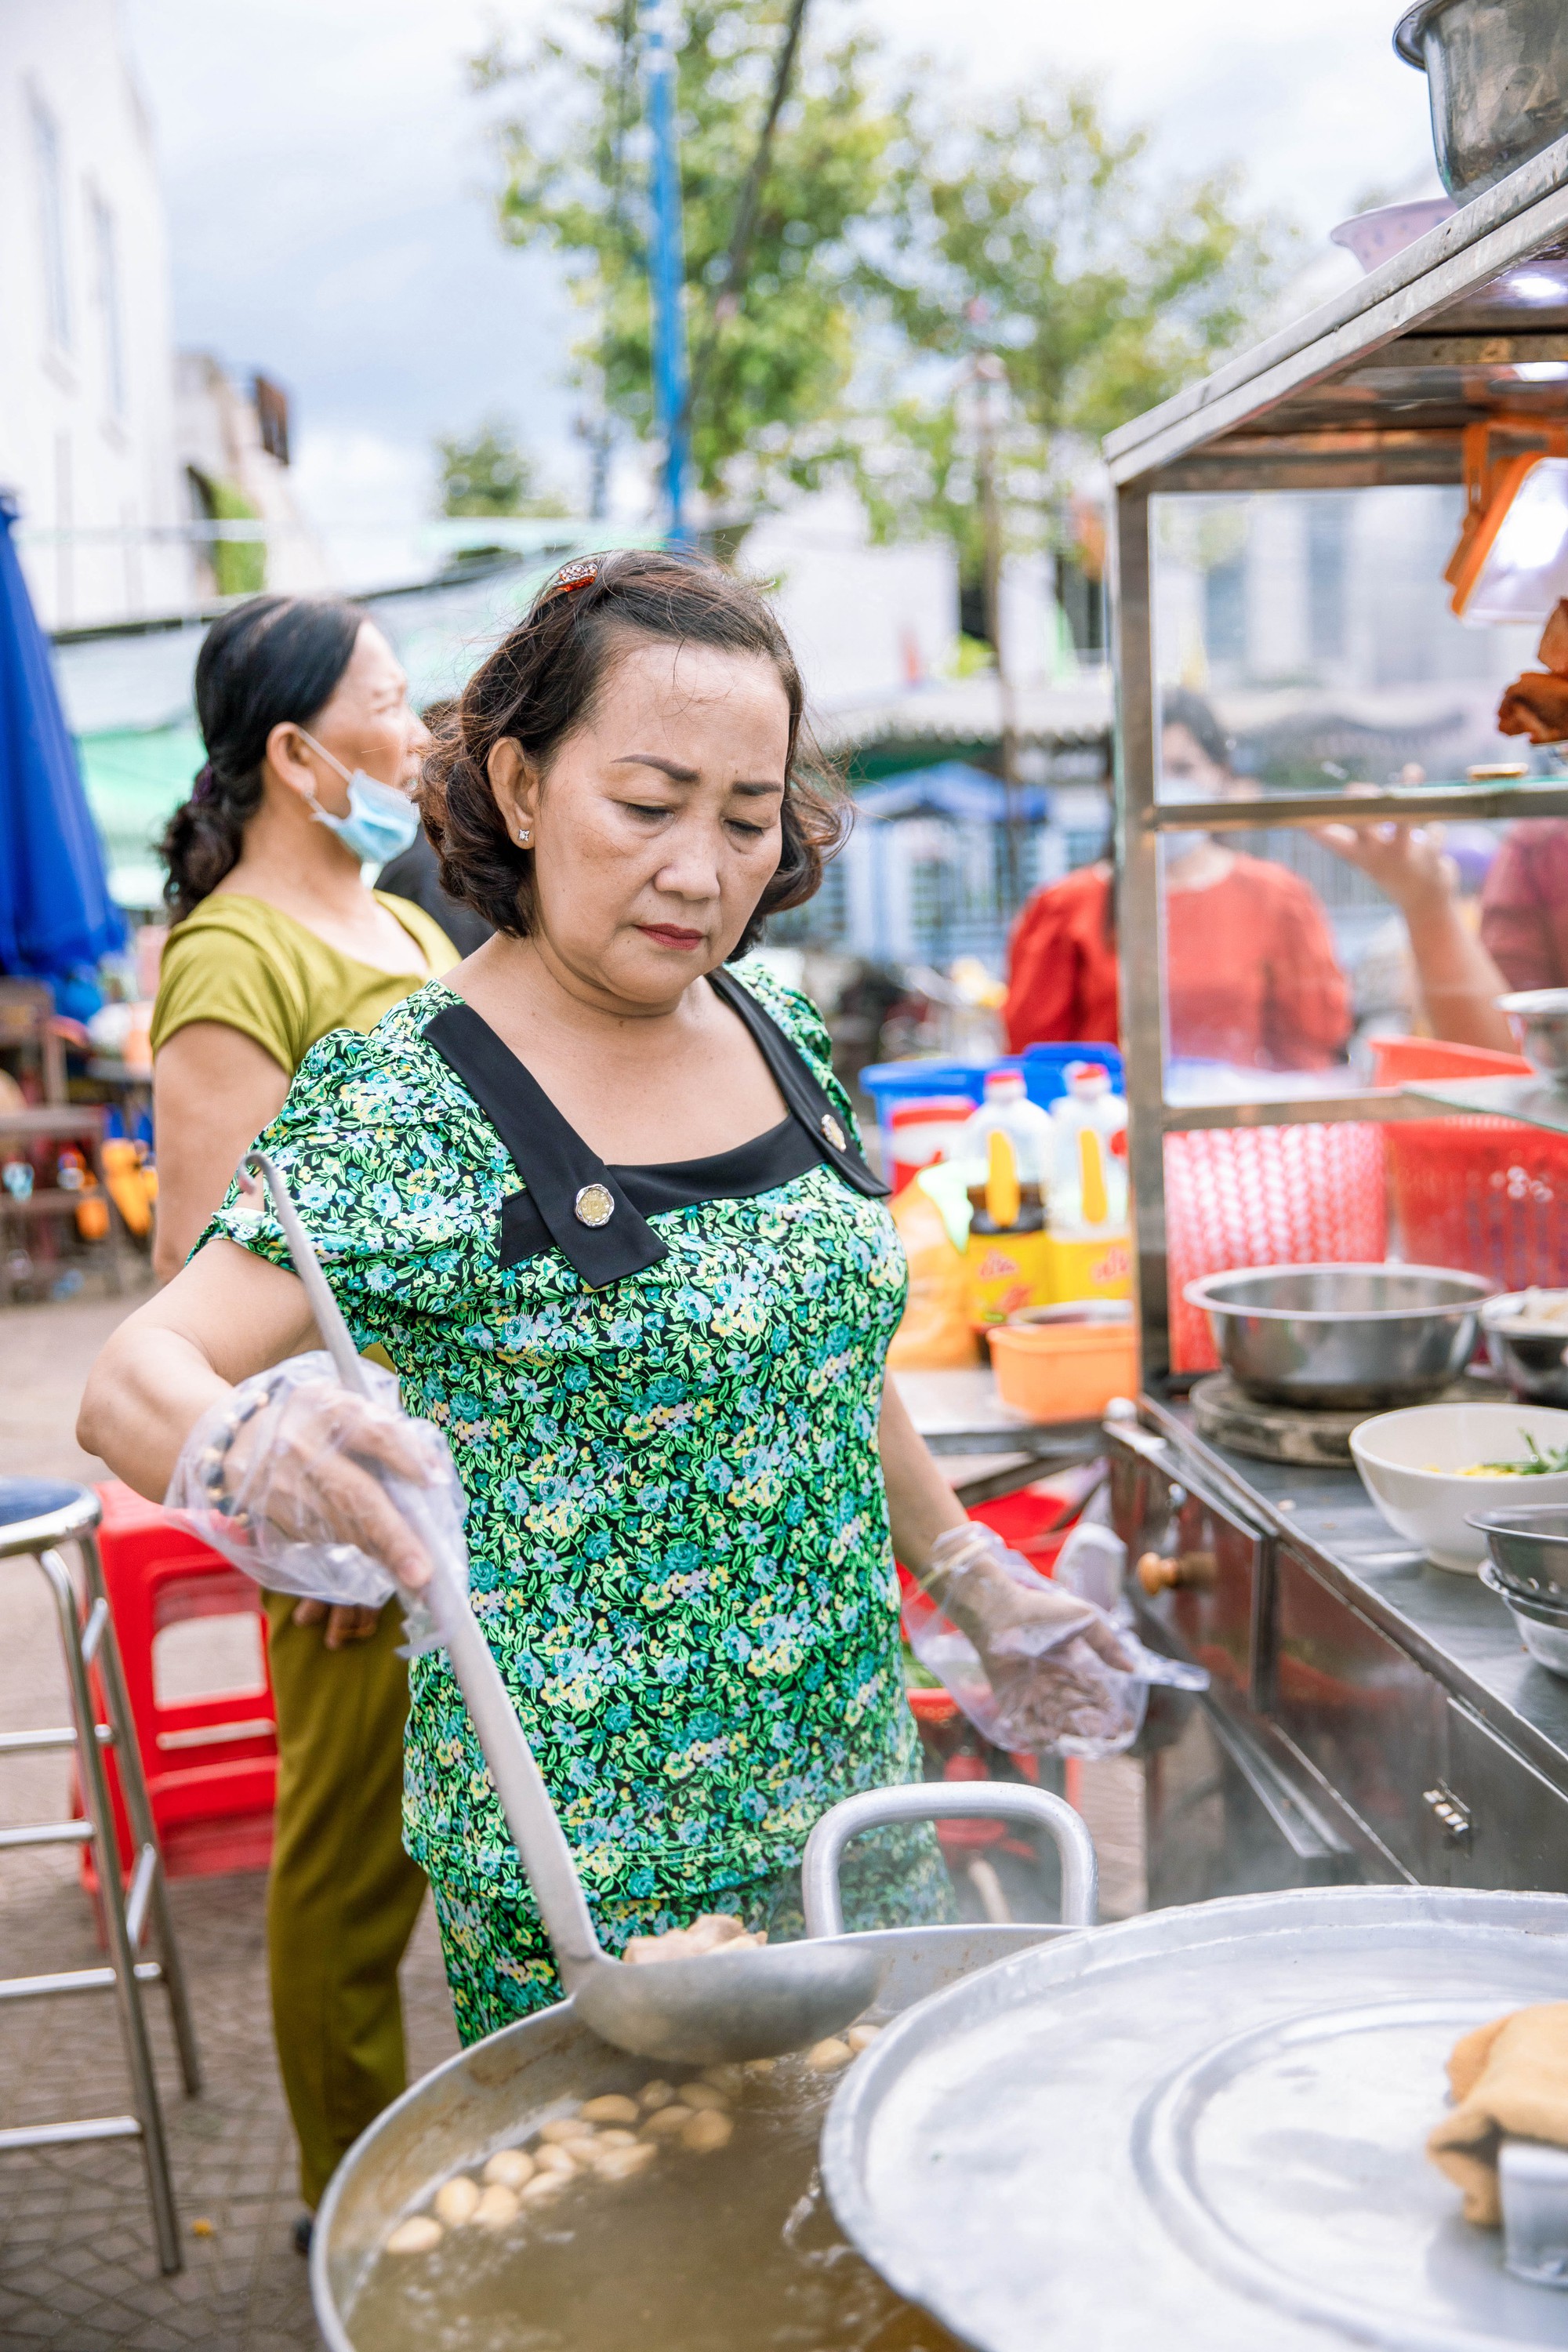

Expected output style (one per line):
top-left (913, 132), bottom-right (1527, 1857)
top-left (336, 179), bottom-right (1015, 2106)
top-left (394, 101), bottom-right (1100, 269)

top-left (1189, 1372), bottom-right (1497, 1467)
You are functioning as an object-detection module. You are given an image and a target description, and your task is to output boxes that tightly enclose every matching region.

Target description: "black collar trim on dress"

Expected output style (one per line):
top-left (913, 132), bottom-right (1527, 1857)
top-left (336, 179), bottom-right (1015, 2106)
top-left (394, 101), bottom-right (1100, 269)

top-left (705, 967), bottom-right (888, 1200)
top-left (424, 1000), bottom-right (669, 1287)
top-left (422, 975), bottom-right (884, 1289)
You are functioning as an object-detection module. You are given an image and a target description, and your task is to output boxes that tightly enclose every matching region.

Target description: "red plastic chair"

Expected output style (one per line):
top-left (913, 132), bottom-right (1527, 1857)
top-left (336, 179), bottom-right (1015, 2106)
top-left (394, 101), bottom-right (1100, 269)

top-left (80, 1481), bottom-right (278, 1884)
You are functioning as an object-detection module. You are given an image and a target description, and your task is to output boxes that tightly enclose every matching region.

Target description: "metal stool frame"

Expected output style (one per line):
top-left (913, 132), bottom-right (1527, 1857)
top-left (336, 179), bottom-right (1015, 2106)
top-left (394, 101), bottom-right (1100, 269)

top-left (0, 1483), bottom-right (201, 2273)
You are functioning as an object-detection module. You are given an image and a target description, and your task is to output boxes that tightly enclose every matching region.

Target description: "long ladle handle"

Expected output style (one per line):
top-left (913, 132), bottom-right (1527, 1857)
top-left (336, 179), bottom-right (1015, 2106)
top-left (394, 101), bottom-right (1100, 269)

top-left (241, 1152), bottom-right (605, 1982)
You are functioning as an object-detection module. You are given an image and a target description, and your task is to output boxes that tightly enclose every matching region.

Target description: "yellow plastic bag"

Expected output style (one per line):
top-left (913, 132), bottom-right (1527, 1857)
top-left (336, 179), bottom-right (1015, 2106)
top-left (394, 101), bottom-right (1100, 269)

top-left (888, 1175), bottom-right (981, 1370)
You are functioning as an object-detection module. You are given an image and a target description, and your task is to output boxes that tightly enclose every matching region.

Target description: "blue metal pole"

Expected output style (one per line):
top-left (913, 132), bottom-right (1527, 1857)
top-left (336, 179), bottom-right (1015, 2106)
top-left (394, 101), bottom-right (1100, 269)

top-left (641, 0), bottom-right (691, 543)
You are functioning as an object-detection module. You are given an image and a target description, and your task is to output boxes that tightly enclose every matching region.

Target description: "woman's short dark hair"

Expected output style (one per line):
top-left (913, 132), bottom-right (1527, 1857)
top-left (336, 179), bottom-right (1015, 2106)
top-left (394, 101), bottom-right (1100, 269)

top-left (159, 594), bottom-right (366, 922)
top-left (1161, 687), bottom-right (1234, 775)
top-left (421, 549), bottom-right (844, 956)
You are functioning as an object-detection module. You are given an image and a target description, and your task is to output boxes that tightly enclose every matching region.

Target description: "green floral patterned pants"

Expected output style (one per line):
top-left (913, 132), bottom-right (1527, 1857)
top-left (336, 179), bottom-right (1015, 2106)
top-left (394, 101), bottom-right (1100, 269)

top-left (430, 1821), bottom-right (956, 2047)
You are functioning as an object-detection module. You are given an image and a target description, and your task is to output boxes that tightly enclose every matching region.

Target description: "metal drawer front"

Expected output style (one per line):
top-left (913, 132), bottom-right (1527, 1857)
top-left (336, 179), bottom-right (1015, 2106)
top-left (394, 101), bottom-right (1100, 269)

top-left (1434, 1700), bottom-right (1568, 1893)
top-left (1111, 1448), bottom-right (1262, 1703)
top-left (1272, 1545), bottom-right (1446, 1878)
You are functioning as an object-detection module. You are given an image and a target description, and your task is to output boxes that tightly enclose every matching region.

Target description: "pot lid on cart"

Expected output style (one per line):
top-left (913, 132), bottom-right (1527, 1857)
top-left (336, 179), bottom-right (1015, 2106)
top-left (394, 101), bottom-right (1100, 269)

top-left (823, 1885), bottom-right (1568, 2352)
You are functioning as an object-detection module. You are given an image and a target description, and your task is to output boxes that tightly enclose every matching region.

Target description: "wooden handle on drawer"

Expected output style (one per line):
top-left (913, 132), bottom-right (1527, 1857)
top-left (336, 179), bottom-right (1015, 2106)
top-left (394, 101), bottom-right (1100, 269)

top-left (1136, 1548), bottom-right (1217, 1595)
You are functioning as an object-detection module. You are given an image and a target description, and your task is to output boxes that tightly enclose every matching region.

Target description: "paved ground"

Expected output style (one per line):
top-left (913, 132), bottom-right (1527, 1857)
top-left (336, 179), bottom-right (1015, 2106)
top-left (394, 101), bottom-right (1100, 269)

top-left (0, 1286), bottom-right (1145, 2350)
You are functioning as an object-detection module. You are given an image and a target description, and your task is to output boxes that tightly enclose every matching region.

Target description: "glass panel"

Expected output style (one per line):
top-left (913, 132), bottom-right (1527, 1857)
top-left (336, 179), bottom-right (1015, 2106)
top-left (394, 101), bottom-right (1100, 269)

top-left (1147, 485), bottom-right (1550, 1094)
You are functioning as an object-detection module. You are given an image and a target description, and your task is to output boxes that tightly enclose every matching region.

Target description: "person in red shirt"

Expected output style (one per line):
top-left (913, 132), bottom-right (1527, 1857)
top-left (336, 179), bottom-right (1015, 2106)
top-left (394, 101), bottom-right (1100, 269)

top-left (1479, 819), bottom-right (1568, 995)
top-left (1006, 691), bottom-right (1351, 1071)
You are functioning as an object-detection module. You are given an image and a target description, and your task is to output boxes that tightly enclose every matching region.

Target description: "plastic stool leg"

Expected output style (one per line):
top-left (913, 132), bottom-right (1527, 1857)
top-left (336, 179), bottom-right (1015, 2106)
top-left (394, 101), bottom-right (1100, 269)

top-left (40, 1545), bottom-right (183, 2274)
top-left (78, 1531), bottom-right (201, 2097)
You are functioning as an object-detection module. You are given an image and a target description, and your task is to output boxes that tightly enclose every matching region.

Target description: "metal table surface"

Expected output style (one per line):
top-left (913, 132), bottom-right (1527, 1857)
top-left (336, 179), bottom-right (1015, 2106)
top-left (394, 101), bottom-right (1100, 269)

top-left (1141, 1397), bottom-right (1568, 1803)
top-left (891, 1367), bottom-right (1105, 1506)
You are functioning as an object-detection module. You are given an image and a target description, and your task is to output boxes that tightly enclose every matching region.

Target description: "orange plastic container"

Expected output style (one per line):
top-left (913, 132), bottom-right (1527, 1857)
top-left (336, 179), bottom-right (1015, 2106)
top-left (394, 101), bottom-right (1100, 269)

top-left (987, 1312), bottom-right (1138, 1421)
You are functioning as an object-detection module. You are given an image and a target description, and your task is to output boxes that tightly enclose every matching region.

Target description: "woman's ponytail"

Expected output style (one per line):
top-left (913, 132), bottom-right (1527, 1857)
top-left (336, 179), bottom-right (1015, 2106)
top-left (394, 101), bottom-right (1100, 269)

top-left (158, 760), bottom-right (266, 924)
top-left (159, 593), bottom-right (366, 924)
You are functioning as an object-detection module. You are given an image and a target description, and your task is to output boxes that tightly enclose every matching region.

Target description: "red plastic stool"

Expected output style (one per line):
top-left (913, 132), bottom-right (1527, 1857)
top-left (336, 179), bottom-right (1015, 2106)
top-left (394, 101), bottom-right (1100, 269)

top-left (81, 1480), bottom-right (278, 1883)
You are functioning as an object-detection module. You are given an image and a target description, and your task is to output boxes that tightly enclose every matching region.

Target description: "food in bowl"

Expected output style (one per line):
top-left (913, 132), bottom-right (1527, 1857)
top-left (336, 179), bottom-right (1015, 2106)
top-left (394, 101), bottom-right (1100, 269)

top-left (1349, 1403), bottom-right (1568, 1572)
top-left (1442, 1435), bottom-right (1568, 1476)
top-left (1485, 1289), bottom-right (1568, 1330)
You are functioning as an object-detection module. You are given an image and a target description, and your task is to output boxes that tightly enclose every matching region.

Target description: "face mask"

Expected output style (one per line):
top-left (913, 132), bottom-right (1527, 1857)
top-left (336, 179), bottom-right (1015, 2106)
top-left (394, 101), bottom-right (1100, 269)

top-left (296, 729), bottom-right (422, 866)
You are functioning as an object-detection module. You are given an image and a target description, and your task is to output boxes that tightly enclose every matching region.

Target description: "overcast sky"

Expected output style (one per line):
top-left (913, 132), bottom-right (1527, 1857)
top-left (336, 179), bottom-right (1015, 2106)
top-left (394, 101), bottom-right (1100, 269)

top-left (121, 0), bottom-right (1439, 535)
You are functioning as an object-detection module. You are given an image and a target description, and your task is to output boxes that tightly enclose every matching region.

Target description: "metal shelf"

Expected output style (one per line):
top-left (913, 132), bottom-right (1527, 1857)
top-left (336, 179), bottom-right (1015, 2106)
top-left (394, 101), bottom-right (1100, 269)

top-left (1404, 1075), bottom-right (1568, 1137)
top-left (1143, 781), bottom-right (1568, 833)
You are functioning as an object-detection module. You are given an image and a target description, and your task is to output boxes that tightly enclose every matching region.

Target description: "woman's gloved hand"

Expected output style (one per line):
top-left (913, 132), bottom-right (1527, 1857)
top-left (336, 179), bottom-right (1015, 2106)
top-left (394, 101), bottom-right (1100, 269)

top-left (169, 1351), bottom-right (468, 1612)
top-left (908, 1521), bottom-right (1141, 1754)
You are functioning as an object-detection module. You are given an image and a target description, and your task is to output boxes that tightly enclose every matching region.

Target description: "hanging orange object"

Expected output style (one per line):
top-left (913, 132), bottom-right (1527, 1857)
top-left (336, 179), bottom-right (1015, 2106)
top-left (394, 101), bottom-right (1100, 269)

top-left (102, 1138), bottom-right (156, 1239)
top-left (1446, 416), bottom-right (1568, 617)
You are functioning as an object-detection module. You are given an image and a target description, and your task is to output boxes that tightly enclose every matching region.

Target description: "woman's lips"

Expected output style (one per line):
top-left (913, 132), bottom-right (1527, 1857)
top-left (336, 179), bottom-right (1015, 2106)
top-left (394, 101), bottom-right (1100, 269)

top-left (637, 924), bottom-right (706, 950)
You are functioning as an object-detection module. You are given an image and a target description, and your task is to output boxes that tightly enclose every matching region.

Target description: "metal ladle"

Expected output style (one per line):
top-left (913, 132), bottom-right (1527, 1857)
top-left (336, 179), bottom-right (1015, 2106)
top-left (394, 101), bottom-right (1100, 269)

top-left (240, 1151), bottom-right (884, 2063)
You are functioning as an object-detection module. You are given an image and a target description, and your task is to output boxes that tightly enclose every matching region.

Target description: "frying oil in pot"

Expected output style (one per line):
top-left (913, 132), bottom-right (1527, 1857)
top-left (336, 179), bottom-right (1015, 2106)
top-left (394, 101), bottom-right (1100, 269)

top-left (346, 2048), bottom-right (963, 2352)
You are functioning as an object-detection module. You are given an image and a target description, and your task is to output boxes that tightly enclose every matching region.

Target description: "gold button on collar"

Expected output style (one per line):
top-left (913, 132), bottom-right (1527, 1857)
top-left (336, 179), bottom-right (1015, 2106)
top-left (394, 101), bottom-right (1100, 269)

top-left (574, 1181), bottom-right (615, 1228)
top-left (820, 1112), bottom-right (846, 1151)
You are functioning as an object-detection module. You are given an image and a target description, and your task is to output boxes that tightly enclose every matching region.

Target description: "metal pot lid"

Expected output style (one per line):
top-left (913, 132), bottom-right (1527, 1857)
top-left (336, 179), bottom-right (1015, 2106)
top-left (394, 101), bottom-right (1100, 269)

top-left (822, 1886), bottom-right (1568, 2352)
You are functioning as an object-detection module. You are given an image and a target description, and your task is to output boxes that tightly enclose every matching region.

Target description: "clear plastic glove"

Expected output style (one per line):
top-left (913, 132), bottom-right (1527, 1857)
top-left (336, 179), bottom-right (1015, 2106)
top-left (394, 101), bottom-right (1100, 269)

top-left (905, 1522), bottom-right (1205, 1759)
top-left (167, 1351), bottom-right (470, 1624)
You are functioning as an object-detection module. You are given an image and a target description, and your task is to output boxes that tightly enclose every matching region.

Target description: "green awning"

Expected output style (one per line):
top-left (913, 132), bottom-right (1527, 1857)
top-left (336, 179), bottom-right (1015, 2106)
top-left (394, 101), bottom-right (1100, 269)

top-left (75, 724), bottom-right (202, 913)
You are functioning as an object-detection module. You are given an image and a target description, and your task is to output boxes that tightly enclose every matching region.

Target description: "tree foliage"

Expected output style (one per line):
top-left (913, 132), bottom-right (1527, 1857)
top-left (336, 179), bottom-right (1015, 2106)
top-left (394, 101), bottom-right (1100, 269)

top-left (474, 11), bottom-right (1287, 544)
top-left (476, 0), bottom-right (896, 502)
top-left (436, 419), bottom-right (568, 517)
top-left (839, 85), bottom-right (1286, 567)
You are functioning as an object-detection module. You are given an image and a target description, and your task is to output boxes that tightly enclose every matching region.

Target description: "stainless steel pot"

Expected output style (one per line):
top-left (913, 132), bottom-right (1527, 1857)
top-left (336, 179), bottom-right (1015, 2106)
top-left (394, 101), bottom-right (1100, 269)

top-left (1395, 0), bottom-right (1568, 200)
top-left (1483, 1292), bottom-right (1568, 1406)
top-left (1184, 1263), bottom-right (1492, 1409)
top-left (1498, 991), bottom-right (1568, 1086)
top-left (310, 1783), bottom-right (1097, 2351)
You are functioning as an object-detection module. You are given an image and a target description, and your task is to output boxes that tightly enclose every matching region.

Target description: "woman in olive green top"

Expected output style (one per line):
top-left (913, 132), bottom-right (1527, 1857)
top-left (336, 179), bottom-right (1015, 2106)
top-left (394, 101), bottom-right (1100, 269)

top-left (150, 593), bottom-right (456, 2236)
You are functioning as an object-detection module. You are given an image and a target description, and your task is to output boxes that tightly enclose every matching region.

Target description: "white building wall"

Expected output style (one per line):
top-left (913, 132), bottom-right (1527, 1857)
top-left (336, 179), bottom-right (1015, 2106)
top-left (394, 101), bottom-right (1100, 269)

top-left (742, 492), bottom-right (959, 714)
top-left (0, 0), bottom-right (187, 626)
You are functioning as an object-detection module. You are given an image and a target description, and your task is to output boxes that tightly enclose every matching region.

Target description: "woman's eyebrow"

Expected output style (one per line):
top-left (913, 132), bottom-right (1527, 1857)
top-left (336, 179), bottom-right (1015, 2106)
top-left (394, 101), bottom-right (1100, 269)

top-left (610, 753), bottom-right (700, 782)
top-left (609, 754), bottom-right (785, 796)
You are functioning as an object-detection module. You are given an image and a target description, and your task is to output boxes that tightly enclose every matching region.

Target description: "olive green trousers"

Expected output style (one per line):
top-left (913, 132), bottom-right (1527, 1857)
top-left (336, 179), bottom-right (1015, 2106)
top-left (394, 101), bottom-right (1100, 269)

top-left (263, 1593), bottom-right (427, 2209)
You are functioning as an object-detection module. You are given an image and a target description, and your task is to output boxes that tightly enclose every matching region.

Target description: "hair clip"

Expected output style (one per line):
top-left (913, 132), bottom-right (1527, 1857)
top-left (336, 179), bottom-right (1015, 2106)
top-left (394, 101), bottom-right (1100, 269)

top-left (539, 556), bottom-right (601, 604)
top-left (192, 762), bottom-right (216, 803)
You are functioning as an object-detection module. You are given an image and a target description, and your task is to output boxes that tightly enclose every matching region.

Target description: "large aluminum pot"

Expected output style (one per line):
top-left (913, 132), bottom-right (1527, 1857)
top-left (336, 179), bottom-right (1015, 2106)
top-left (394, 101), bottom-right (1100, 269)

top-left (1184, 1262), bottom-right (1492, 1410)
top-left (310, 1783), bottom-right (1096, 2350)
top-left (1395, 0), bottom-right (1568, 199)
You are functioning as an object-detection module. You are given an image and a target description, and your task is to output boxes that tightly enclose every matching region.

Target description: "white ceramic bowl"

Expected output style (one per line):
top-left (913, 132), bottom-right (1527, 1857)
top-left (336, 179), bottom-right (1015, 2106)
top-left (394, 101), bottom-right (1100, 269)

top-left (1349, 1402), bottom-right (1568, 1573)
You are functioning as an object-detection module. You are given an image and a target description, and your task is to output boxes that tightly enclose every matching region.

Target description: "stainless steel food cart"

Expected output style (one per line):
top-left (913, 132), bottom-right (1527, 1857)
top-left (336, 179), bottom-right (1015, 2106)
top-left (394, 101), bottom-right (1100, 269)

top-left (1105, 133), bottom-right (1568, 1903)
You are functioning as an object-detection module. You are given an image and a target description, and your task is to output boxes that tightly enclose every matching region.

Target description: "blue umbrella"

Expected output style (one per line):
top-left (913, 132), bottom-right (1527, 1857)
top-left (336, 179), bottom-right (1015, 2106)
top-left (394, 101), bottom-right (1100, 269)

top-left (0, 492), bottom-right (126, 978)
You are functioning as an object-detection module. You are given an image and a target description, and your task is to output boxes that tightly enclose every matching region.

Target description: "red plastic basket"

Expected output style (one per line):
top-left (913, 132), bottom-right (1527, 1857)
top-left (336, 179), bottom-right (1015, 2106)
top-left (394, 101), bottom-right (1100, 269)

top-left (1164, 1122), bottom-right (1388, 1374)
top-left (1369, 1034), bottom-right (1568, 1291)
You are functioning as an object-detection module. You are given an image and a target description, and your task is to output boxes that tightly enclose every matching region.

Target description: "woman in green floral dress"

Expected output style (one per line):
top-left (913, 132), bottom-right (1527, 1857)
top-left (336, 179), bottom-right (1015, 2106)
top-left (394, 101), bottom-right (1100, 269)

top-left (82, 552), bottom-right (1126, 2044)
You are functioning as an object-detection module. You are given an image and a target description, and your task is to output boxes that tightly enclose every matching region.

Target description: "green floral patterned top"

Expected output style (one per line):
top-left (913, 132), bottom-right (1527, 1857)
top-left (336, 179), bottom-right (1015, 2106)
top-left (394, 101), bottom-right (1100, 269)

top-left (210, 964), bottom-right (923, 1911)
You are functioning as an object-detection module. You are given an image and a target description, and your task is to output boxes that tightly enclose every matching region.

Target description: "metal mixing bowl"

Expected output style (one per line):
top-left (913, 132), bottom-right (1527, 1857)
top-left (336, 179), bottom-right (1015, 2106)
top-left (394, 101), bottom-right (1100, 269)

top-left (1184, 1264), bottom-right (1493, 1409)
top-left (1395, 0), bottom-right (1568, 199)
top-left (1469, 1499), bottom-right (1568, 1595)
top-left (1481, 1291), bottom-right (1568, 1403)
top-left (1479, 1560), bottom-right (1568, 1675)
top-left (1497, 989), bottom-right (1568, 1084)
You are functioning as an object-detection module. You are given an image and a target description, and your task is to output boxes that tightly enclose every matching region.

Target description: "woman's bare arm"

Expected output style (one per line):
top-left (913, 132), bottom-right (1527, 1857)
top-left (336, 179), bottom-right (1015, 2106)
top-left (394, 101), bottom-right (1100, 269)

top-left (1315, 816), bottom-right (1515, 1054)
top-left (878, 1374), bottom-right (969, 1572)
top-left (78, 1237), bottom-right (434, 1621)
top-left (79, 1237), bottom-right (321, 1499)
top-left (151, 1025), bottom-right (291, 1282)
